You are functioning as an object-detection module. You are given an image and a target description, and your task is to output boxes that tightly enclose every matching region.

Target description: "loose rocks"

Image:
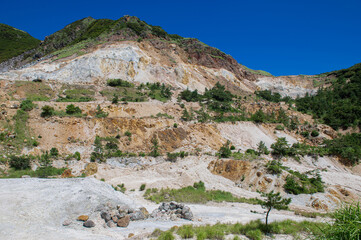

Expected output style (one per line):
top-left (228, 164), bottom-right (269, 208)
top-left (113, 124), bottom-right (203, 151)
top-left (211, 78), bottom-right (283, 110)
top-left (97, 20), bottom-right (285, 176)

top-left (151, 201), bottom-right (193, 221)
top-left (83, 220), bottom-right (95, 228)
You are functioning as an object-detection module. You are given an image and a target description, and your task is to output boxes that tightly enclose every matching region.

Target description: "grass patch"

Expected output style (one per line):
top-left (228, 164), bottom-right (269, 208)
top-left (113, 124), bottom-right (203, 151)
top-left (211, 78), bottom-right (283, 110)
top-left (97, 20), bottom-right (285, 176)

top-left (57, 88), bottom-right (95, 102)
top-left (11, 81), bottom-right (54, 101)
top-left (144, 181), bottom-right (262, 205)
top-left (0, 167), bottom-right (66, 178)
top-left (156, 219), bottom-right (326, 240)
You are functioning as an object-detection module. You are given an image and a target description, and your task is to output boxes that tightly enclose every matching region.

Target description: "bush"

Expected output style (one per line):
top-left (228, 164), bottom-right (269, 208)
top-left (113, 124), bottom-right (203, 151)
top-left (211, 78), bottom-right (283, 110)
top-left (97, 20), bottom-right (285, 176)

top-left (157, 231), bottom-right (175, 240)
top-left (230, 145), bottom-right (236, 150)
top-left (41, 106), bottom-right (55, 118)
top-left (107, 79), bottom-right (133, 87)
top-left (20, 99), bottom-right (35, 111)
top-left (284, 170), bottom-right (324, 195)
top-left (177, 225), bottom-right (194, 239)
top-left (311, 130), bottom-right (319, 137)
top-left (9, 155), bottom-right (30, 170)
top-left (73, 151), bottom-right (81, 160)
top-left (218, 140), bottom-right (232, 158)
top-left (65, 104), bottom-right (82, 115)
top-left (301, 131), bottom-right (309, 138)
top-left (50, 147), bottom-right (59, 157)
top-left (95, 105), bottom-right (108, 118)
top-left (271, 138), bottom-right (290, 157)
top-left (266, 160), bottom-right (284, 175)
top-left (275, 124), bottom-right (284, 130)
top-left (139, 183), bottom-right (146, 191)
top-left (316, 203), bottom-right (361, 240)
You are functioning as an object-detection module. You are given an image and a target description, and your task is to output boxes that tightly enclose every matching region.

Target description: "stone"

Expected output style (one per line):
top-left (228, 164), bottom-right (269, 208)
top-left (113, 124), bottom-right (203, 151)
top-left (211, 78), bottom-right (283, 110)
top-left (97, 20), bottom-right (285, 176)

top-left (129, 210), bottom-right (145, 221)
top-left (106, 221), bottom-right (116, 228)
top-left (83, 220), bottom-right (95, 228)
top-left (101, 211), bottom-right (111, 222)
top-left (77, 215), bottom-right (89, 221)
top-left (117, 215), bottom-right (130, 227)
top-left (84, 162), bottom-right (98, 176)
top-left (128, 233), bottom-right (134, 238)
top-left (62, 220), bottom-right (72, 226)
top-left (112, 216), bottom-right (118, 222)
top-left (139, 207), bottom-right (149, 218)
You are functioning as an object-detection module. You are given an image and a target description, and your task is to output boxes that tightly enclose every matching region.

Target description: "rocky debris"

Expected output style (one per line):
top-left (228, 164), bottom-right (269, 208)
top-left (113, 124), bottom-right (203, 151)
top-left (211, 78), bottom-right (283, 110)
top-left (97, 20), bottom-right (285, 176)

top-left (150, 202), bottom-right (193, 221)
top-left (62, 220), bottom-right (72, 226)
top-left (100, 206), bottom-right (149, 228)
top-left (83, 220), bottom-right (95, 228)
top-left (84, 162), bottom-right (98, 176)
top-left (77, 215), bottom-right (89, 221)
top-left (117, 215), bottom-right (130, 227)
top-left (61, 169), bottom-right (74, 178)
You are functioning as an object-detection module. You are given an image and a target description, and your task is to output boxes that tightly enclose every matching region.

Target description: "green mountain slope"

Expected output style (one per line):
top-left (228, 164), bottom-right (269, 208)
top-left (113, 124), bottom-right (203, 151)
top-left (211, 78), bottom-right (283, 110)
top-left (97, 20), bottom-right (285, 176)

top-left (296, 63), bottom-right (361, 130)
top-left (0, 23), bottom-right (40, 62)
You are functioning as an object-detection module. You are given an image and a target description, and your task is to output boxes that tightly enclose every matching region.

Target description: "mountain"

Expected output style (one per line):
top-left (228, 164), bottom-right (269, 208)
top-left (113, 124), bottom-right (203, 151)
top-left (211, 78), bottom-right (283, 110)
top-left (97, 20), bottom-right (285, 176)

top-left (0, 15), bottom-right (360, 240)
top-left (0, 23), bottom-right (40, 63)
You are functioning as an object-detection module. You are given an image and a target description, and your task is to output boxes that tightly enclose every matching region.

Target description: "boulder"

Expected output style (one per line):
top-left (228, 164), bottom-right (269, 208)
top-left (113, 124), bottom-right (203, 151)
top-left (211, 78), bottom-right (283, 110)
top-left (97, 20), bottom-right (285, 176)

top-left (106, 221), bottom-right (116, 228)
top-left (77, 215), bottom-right (89, 221)
top-left (100, 211), bottom-right (111, 222)
top-left (83, 220), bottom-right (95, 228)
top-left (129, 210), bottom-right (145, 221)
top-left (62, 220), bottom-right (72, 226)
top-left (117, 215), bottom-right (130, 227)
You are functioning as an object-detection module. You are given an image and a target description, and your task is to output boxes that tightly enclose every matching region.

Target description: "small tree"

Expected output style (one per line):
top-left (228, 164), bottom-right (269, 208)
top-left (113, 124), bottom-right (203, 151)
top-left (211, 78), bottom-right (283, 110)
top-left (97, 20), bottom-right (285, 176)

top-left (41, 106), bottom-right (55, 118)
top-left (271, 137), bottom-right (289, 157)
top-left (112, 95), bottom-right (119, 104)
top-left (218, 140), bottom-right (232, 158)
top-left (260, 191), bottom-right (291, 226)
top-left (257, 141), bottom-right (270, 155)
top-left (149, 136), bottom-right (160, 157)
top-left (66, 104), bottom-right (82, 115)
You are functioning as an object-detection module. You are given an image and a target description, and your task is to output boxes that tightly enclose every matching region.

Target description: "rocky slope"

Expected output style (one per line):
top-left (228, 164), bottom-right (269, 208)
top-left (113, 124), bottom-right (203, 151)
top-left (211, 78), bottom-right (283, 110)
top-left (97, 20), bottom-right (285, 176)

top-left (0, 16), bottom-right (360, 239)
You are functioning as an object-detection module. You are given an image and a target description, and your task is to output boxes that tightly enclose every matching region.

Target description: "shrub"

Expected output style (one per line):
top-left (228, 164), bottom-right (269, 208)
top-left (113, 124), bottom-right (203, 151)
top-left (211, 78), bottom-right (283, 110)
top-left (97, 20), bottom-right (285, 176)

top-left (9, 155), bottom-right (30, 170)
top-left (157, 231), bottom-right (175, 240)
top-left (284, 170), bottom-right (324, 195)
top-left (149, 137), bottom-right (160, 157)
top-left (124, 131), bottom-right (132, 137)
top-left (311, 130), bottom-right (319, 137)
top-left (95, 105), bottom-right (108, 118)
top-left (20, 99), bottom-right (35, 111)
top-left (230, 145), bottom-right (236, 150)
top-left (257, 141), bottom-right (270, 155)
top-left (316, 203), bottom-right (361, 240)
top-left (246, 149), bottom-right (258, 155)
top-left (139, 183), bottom-right (146, 191)
top-left (301, 131), bottom-right (309, 138)
top-left (73, 151), bottom-right (81, 160)
top-left (173, 123), bottom-right (178, 128)
top-left (218, 140), bottom-right (232, 158)
top-left (271, 138), bottom-right (290, 157)
top-left (275, 124), bottom-right (284, 130)
top-left (266, 160), bottom-right (284, 175)
top-left (41, 105), bottom-right (55, 118)
top-left (107, 79), bottom-right (133, 87)
top-left (65, 104), bottom-right (82, 115)
top-left (177, 225), bottom-right (194, 238)
top-left (50, 147), bottom-right (59, 157)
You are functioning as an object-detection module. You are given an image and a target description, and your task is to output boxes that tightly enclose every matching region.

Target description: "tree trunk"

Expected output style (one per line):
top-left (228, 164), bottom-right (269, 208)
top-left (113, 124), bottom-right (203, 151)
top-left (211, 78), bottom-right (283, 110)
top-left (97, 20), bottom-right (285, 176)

top-left (266, 207), bottom-right (272, 226)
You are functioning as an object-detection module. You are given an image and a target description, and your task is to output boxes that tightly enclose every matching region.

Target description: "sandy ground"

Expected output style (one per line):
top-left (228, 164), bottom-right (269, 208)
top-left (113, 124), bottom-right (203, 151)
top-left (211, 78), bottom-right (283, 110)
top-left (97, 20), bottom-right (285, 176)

top-left (0, 178), bottom-right (320, 240)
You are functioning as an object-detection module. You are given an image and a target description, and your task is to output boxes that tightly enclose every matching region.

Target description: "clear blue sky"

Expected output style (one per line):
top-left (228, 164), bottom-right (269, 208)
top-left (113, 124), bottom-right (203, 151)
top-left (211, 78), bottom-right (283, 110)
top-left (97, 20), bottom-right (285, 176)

top-left (1, 0), bottom-right (361, 76)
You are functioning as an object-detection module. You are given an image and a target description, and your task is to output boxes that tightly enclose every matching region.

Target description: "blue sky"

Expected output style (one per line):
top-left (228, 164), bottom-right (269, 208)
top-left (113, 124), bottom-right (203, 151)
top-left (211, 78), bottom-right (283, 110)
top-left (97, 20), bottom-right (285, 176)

top-left (1, 0), bottom-right (361, 76)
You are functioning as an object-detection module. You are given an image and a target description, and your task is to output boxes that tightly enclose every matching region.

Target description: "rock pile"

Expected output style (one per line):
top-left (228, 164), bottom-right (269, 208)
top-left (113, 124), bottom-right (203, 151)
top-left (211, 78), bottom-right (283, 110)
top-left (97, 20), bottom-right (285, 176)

top-left (100, 206), bottom-right (149, 228)
top-left (150, 202), bottom-right (193, 221)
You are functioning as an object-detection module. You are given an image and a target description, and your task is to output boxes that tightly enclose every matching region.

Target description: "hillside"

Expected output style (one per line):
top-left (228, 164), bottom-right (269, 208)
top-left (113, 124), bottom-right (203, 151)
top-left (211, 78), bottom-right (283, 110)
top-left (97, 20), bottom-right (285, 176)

top-left (0, 16), bottom-right (360, 239)
top-left (0, 23), bottom-right (40, 63)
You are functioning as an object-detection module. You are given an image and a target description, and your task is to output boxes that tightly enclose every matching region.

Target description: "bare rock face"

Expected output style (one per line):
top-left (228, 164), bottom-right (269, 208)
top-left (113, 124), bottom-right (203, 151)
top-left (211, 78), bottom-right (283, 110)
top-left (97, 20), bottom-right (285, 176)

top-left (117, 215), bottom-right (130, 227)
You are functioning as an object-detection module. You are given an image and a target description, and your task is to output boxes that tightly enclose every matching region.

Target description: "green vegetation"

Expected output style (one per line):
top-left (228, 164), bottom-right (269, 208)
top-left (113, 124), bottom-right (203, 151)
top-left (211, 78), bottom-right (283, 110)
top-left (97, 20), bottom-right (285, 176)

top-left (57, 88), bottom-right (95, 102)
top-left (255, 90), bottom-right (292, 103)
top-left (296, 63), bottom-right (361, 130)
top-left (266, 160), bottom-right (284, 175)
top-left (218, 140), bottom-right (232, 158)
top-left (316, 203), bottom-right (361, 240)
top-left (156, 219), bottom-right (326, 240)
top-left (65, 104), bottom-right (82, 115)
top-left (107, 79), bottom-right (134, 87)
top-left (11, 81), bottom-right (54, 101)
top-left (0, 166), bottom-right (66, 178)
top-left (113, 183), bottom-right (126, 193)
top-left (284, 170), bottom-right (324, 195)
top-left (166, 151), bottom-right (189, 162)
top-left (144, 181), bottom-right (262, 205)
top-left (94, 105), bottom-right (109, 118)
top-left (149, 136), bottom-right (161, 157)
top-left (260, 191), bottom-right (291, 226)
top-left (9, 155), bottom-right (30, 170)
top-left (41, 106), bottom-right (55, 118)
top-left (0, 23), bottom-right (40, 63)
top-left (139, 183), bottom-right (146, 191)
top-left (20, 99), bottom-right (35, 111)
